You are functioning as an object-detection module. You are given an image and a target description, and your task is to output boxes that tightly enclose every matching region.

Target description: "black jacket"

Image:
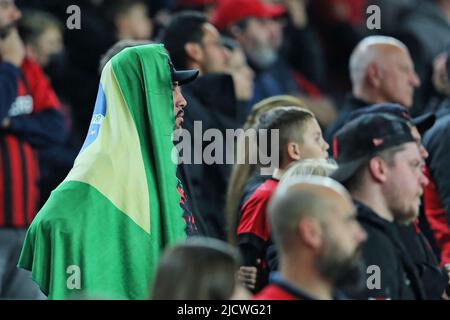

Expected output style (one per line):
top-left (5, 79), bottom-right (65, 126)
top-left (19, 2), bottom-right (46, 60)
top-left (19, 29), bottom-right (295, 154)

top-left (178, 73), bottom-right (239, 240)
top-left (325, 95), bottom-right (370, 142)
top-left (396, 223), bottom-right (449, 299)
top-left (266, 203), bottom-right (445, 299)
top-left (348, 201), bottom-right (426, 300)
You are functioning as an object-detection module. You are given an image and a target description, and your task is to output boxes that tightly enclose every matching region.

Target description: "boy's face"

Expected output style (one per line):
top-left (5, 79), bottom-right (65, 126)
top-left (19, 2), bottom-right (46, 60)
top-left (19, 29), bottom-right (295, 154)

top-left (299, 118), bottom-right (329, 160)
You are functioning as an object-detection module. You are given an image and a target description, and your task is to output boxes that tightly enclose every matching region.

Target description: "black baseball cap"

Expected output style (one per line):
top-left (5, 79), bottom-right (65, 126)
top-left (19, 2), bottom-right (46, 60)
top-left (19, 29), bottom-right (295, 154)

top-left (168, 60), bottom-right (199, 86)
top-left (331, 113), bottom-right (416, 183)
top-left (350, 103), bottom-right (435, 135)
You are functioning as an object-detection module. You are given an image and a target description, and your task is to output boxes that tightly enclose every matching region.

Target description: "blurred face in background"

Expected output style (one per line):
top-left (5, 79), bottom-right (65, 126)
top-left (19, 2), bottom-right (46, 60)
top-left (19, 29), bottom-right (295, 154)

top-left (199, 23), bottom-right (227, 74)
top-left (266, 18), bottom-right (284, 51)
top-left (0, 0), bottom-right (21, 28)
top-left (234, 18), bottom-right (277, 69)
top-left (116, 2), bottom-right (152, 40)
top-left (226, 45), bottom-right (254, 101)
top-left (29, 25), bottom-right (64, 68)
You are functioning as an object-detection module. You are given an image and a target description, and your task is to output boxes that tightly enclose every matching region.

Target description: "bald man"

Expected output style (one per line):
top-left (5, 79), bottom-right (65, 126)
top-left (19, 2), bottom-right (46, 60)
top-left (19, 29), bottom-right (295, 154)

top-left (326, 35), bottom-right (420, 141)
top-left (254, 176), bottom-right (367, 300)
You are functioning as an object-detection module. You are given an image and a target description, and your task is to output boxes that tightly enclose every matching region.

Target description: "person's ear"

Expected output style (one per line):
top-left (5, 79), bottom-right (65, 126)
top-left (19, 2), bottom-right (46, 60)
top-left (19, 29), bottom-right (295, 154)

top-left (299, 217), bottom-right (323, 250)
top-left (184, 42), bottom-right (202, 63)
top-left (366, 63), bottom-right (381, 88)
top-left (287, 142), bottom-right (301, 161)
top-left (368, 156), bottom-right (388, 183)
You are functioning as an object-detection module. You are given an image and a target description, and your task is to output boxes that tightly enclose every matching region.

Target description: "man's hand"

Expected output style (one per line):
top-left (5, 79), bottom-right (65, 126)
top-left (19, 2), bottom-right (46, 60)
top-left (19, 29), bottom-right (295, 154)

top-left (237, 265), bottom-right (258, 290)
top-left (283, 0), bottom-right (309, 27)
top-left (0, 28), bottom-right (25, 67)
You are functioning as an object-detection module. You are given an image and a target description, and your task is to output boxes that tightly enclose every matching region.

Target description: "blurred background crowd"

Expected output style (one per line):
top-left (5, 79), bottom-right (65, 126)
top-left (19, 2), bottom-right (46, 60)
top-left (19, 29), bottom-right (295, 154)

top-left (2, 0), bottom-right (450, 300)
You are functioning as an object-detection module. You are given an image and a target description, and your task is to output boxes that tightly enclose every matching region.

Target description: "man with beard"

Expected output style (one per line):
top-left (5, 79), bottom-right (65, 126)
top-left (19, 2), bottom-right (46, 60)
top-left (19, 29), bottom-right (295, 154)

top-left (161, 11), bottom-right (234, 239)
top-left (332, 113), bottom-right (428, 299)
top-left (98, 39), bottom-right (201, 237)
top-left (348, 103), bottom-right (449, 300)
top-left (19, 44), bottom-right (199, 299)
top-left (254, 176), bottom-right (367, 300)
top-left (212, 0), bottom-right (326, 114)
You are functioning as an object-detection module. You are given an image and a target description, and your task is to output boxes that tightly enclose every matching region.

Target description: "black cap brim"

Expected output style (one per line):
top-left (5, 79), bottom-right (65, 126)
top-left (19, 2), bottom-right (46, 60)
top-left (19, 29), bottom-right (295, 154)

top-left (171, 69), bottom-right (199, 86)
top-left (412, 113), bottom-right (435, 135)
top-left (330, 157), bottom-right (369, 184)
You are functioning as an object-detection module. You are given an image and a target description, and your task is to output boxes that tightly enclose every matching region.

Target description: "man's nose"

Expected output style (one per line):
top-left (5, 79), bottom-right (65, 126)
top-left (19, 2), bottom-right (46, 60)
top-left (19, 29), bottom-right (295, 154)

top-left (420, 145), bottom-right (429, 160)
top-left (356, 225), bottom-right (368, 244)
top-left (420, 171), bottom-right (429, 187)
top-left (178, 94), bottom-right (187, 108)
top-left (411, 71), bottom-right (421, 87)
top-left (10, 3), bottom-right (22, 21)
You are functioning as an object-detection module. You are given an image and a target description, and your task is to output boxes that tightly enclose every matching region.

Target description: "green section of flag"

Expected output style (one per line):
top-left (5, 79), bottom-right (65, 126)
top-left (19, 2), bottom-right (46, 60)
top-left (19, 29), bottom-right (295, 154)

top-left (18, 44), bottom-right (186, 299)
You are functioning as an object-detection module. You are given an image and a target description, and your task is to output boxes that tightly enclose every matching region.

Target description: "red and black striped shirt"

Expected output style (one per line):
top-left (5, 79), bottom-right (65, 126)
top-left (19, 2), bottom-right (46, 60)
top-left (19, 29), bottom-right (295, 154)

top-left (0, 58), bottom-right (61, 228)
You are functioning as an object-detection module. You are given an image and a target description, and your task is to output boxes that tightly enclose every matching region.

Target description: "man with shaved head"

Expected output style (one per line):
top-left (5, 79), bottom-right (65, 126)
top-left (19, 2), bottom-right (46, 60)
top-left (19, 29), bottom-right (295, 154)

top-left (254, 176), bottom-right (367, 300)
top-left (326, 35), bottom-right (420, 141)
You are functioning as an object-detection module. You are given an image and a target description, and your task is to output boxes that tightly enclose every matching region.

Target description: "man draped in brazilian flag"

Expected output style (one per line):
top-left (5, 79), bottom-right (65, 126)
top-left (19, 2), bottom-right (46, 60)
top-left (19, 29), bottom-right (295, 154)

top-left (17, 44), bottom-right (199, 299)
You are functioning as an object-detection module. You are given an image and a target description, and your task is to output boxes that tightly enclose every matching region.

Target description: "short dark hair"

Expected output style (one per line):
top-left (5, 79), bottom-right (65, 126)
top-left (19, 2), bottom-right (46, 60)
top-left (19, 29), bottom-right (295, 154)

top-left (256, 107), bottom-right (315, 165)
top-left (160, 11), bottom-right (208, 70)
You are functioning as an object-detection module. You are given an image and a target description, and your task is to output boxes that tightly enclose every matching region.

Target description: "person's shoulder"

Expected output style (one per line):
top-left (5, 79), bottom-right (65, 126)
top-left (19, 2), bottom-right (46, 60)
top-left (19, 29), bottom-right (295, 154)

top-left (21, 57), bottom-right (42, 73)
top-left (20, 57), bottom-right (51, 85)
top-left (253, 284), bottom-right (299, 300)
top-left (241, 179), bottom-right (277, 211)
top-left (424, 114), bottom-right (450, 141)
top-left (246, 179), bottom-right (278, 203)
top-left (259, 178), bottom-right (278, 191)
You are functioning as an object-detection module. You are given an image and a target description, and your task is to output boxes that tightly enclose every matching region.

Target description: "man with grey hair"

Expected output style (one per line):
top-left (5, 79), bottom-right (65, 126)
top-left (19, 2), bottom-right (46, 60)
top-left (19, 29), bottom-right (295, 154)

top-left (326, 35), bottom-right (420, 141)
top-left (254, 176), bottom-right (367, 300)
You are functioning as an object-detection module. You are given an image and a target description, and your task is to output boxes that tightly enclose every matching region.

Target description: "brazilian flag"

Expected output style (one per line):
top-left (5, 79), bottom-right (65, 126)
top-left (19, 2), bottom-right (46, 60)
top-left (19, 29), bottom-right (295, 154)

top-left (18, 44), bottom-right (186, 299)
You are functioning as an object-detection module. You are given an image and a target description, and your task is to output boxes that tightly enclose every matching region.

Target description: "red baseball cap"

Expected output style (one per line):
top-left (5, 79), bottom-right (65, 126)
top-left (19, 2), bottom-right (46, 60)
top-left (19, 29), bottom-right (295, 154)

top-left (212, 0), bottom-right (286, 31)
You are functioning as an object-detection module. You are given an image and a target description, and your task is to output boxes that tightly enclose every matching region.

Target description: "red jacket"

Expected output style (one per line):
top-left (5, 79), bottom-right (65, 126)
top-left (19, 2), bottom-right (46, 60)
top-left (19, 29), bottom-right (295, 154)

top-left (0, 58), bottom-right (64, 228)
top-left (423, 166), bottom-right (450, 266)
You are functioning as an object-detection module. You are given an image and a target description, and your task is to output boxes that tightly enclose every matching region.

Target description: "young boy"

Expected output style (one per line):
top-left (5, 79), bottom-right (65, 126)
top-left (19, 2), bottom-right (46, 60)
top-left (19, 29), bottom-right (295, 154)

top-left (237, 106), bottom-right (329, 292)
